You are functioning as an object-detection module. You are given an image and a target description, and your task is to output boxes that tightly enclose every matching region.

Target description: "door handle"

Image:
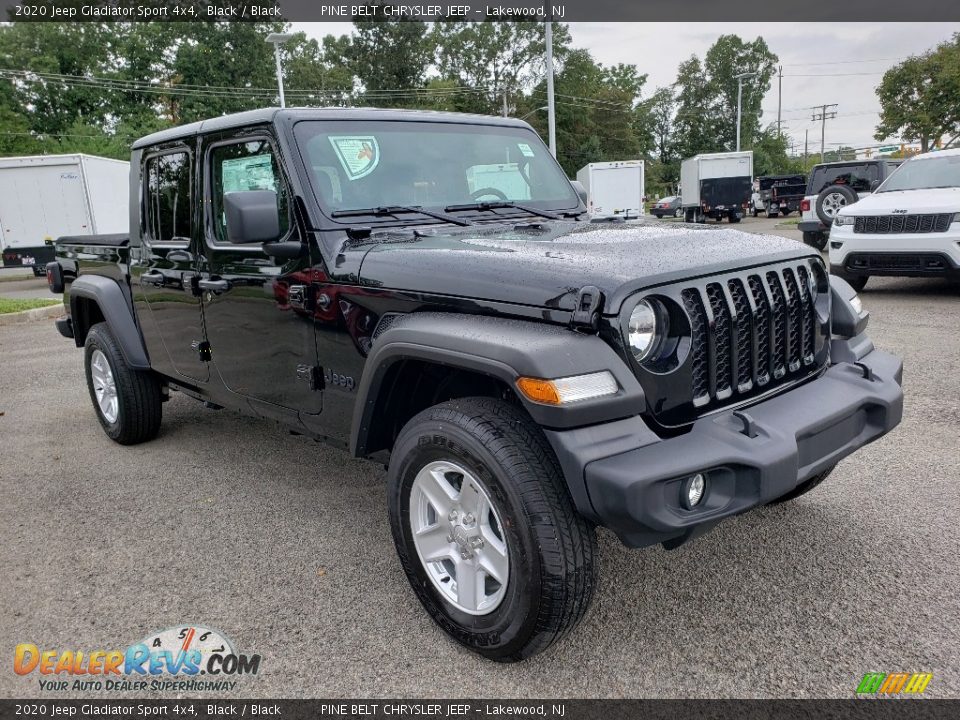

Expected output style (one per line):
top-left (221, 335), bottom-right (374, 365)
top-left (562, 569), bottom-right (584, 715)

top-left (198, 278), bottom-right (230, 293)
top-left (140, 271), bottom-right (164, 286)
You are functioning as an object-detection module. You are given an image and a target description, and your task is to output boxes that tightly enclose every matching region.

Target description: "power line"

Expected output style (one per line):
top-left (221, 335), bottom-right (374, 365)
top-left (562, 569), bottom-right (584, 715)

top-left (811, 104), bottom-right (839, 162)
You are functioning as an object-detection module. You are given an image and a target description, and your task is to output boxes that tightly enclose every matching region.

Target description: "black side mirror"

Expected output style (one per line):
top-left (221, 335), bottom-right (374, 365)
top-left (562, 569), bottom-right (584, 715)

top-left (570, 180), bottom-right (588, 206)
top-left (224, 191), bottom-right (281, 244)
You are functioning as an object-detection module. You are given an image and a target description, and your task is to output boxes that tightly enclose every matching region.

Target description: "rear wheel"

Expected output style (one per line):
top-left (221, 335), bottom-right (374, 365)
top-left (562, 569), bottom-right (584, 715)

top-left (768, 465), bottom-right (836, 505)
top-left (674, 207), bottom-right (683, 218)
top-left (84, 322), bottom-right (162, 444)
top-left (387, 397), bottom-right (597, 662)
top-left (843, 275), bottom-right (869, 292)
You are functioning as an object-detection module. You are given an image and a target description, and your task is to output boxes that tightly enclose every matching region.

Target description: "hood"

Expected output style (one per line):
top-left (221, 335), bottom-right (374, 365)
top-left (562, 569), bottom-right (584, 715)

top-left (841, 187), bottom-right (960, 215)
top-left (353, 221), bottom-right (814, 314)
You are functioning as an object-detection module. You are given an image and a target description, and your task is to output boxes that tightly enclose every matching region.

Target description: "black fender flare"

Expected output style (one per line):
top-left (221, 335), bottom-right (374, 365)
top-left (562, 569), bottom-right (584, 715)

top-left (69, 275), bottom-right (150, 370)
top-left (350, 312), bottom-right (646, 457)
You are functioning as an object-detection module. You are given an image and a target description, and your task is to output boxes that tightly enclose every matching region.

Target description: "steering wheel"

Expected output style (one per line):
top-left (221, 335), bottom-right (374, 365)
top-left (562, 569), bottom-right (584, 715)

top-left (469, 187), bottom-right (509, 202)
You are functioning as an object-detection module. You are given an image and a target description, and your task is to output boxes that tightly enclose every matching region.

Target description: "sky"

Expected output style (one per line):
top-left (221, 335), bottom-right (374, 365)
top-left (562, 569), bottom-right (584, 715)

top-left (295, 21), bottom-right (960, 152)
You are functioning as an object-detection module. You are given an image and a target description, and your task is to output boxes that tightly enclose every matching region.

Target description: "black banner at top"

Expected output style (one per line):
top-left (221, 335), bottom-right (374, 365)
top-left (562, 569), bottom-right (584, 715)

top-left (2, 0), bottom-right (959, 22)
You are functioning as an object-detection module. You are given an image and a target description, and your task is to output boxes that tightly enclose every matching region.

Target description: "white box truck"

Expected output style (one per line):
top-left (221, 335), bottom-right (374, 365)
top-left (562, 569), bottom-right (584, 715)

top-left (680, 151), bottom-right (753, 224)
top-left (576, 160), bottom-right (645, 219)
top-left (0, 154), bottom-right (129, 276)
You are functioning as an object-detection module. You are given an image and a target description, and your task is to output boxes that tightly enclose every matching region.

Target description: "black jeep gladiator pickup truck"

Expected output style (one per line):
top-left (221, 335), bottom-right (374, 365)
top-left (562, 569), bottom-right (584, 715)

top-left (48, 108), bottom-right (903, 662)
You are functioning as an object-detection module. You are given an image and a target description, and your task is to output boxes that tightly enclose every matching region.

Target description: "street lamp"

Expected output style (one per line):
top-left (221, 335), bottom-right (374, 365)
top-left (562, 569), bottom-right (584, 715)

top-left (734, 71), bottom-right (757, 152)
top-left (265, 32), bottom-right (294, 108)
top-left (519, 106), bottom-right (548, 121)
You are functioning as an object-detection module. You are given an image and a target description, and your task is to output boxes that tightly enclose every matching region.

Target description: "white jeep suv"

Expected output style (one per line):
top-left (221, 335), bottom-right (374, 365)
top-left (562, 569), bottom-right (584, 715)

top-left (829, 149), bottom-right (960, 291)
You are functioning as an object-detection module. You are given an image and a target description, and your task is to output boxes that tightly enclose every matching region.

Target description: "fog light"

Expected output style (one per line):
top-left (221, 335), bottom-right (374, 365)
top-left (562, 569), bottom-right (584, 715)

top-left (682, 473), bottom-right (706, 509)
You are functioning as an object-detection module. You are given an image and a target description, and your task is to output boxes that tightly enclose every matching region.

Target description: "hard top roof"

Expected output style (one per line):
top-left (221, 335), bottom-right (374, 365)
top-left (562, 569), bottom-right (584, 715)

top-left (132, 107), bottom-right (532, 149)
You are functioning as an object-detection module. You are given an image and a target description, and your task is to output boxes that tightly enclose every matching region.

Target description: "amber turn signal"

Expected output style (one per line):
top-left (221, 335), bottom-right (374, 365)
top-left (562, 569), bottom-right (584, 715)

top-left (515, 371), bottom-right (619, 406)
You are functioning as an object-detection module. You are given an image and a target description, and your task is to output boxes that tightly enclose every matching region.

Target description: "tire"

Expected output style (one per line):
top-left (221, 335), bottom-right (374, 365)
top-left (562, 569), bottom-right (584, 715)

top-left (843, 274), bottom-right (869, 292)
top-left (816, 185), bottom-right (857, 225)
top-left (750, 206), bottom-right (758, 217)
top-left (387, 397), bottom-right (597, 662)
top-left (84, 322), bottom-right (162, 445)
top-left (802, 231), bottom-right (828, 251)
top-left (768, 465), bottom-right (836, 505)
top-left (674, 208), bottom-right (682, 218)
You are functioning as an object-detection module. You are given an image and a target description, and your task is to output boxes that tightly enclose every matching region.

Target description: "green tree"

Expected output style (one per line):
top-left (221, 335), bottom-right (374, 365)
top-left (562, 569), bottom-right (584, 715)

top-left (672, 35), bottom-right (777, 158)
top-left (432, 21), bottom-right (571, 116)
top-left (875, 34), bottom-right (960, 152)
top-left (751, 126), bottom-right (802, 176)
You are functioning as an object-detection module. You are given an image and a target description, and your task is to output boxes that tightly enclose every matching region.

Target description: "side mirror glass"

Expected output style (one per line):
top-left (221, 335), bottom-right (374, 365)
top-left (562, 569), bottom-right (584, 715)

top-left (224, 191), bottom-right (281, 244)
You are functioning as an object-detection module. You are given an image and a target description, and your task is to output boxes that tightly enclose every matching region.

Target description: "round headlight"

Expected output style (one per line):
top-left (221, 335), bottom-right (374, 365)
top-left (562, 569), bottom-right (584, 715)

top-left (628, 300), bottom-right (659, 361)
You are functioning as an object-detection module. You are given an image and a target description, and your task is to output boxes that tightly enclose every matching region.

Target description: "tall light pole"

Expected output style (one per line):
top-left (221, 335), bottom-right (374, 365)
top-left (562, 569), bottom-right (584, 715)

top-left (544, 20), bottom-right (556, 158)
top-left (734, 71), bottom-right (756, 152)
top-left (266, 32), bottom-right (293, 108)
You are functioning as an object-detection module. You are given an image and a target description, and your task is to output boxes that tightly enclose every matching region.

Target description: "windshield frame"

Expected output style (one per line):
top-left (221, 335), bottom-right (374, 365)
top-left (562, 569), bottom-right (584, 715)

top-left (291, 118), bottom-right (581, 228)
top-left (876, 154), bottom-right (960, 193)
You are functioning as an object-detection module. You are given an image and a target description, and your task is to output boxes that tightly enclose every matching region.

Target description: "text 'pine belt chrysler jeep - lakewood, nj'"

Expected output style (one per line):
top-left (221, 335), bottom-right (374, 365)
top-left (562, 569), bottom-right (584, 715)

top-left (47, 108), bottom-right (904, 662)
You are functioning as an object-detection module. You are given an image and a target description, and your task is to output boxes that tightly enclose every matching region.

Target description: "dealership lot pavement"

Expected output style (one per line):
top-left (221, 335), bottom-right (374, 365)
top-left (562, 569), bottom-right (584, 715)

top-left (1, 219), bottom-right (958, 699)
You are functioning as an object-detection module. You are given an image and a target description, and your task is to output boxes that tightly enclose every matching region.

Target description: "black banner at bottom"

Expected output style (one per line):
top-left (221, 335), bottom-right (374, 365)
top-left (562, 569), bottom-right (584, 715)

top-left (1, 700), bottom-right (959, 720)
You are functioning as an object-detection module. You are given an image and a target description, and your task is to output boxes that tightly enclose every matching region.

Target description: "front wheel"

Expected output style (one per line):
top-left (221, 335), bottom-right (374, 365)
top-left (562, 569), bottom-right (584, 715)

top-left (387, 398), bottom-right (597, 662)
top-left (84, 322), bottom-right (162, 444)
top-left (674, 207), bottom-right (683, 218)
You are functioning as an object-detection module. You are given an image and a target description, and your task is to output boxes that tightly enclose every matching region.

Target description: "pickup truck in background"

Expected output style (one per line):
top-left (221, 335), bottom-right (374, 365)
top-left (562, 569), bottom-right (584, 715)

top-left (750, 173), bottom-right (806, 218)
top-left (47, 108), bottom-right (903, 662)
top-left (799, 159), bottom-right (902, 250)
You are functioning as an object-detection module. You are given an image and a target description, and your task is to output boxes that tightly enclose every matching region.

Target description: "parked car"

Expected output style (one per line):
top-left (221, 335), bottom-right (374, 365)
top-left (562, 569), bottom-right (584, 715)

top-left (750, 174), bottom-right (806, 218)
top-left (47, 108), bottom-right (903, 662)
top-left (799, 159), bottom-right (902, 250)
top-left (830, 148), bottom-right (960, 291)
top-left (650, 195), bottom-right (682, 218)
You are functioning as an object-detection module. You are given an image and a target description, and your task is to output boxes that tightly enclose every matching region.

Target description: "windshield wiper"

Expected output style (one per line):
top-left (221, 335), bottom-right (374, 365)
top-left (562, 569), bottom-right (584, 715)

top-left (444, 201), bottom-right (568, 221)
top-left (330, 205), bottom-right (473, 227)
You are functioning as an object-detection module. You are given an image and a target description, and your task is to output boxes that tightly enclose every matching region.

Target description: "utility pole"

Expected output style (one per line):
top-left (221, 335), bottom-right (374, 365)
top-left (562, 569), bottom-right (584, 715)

top-left (265, 33), bottom-right (293, 108)
top-left (804, 129), bottom-right (809, 160)
top-left (502, 91), bottom-right (508, 118)
top-left (545, 19), bottom-right (557, 157)
top-left (811, 104), bottom-right (838, 162)
top-left (777, 65), bottom-right (782, 137)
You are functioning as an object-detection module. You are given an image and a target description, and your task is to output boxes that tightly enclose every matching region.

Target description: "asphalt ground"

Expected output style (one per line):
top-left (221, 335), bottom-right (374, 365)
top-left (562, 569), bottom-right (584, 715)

top-left (1, 215), bottom-right (958, 699)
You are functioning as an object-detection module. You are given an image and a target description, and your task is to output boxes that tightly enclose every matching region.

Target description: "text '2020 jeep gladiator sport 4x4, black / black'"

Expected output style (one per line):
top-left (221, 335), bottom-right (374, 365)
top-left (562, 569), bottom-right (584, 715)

top-left (47, 108), bottom-right (903, 662)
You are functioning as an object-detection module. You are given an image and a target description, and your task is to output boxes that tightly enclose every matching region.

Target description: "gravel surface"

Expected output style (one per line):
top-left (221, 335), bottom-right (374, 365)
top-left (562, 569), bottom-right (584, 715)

top-left (1, 226), bottom-right (958, 699)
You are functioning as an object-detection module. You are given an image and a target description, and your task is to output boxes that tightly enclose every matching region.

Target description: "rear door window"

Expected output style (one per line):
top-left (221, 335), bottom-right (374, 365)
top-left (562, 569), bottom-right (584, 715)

top-left (809, 164), bottom-right (879, 194)
top-left (143, 151), bottom-right (191, 244)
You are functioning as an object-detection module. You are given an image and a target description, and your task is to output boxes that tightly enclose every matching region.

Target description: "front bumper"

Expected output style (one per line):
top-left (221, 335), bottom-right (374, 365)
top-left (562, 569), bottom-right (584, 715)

top-left (545, 345), bottom-right (903, 548)
top-left (829, 224), bottom-right (960, 278)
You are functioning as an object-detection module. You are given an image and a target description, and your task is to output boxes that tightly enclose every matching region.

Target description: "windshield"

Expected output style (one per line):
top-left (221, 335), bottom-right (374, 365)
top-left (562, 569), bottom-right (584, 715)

top-left (878, 154), bottom-right (960, 192)
top-left (293, 120), bottom-right (578, 218)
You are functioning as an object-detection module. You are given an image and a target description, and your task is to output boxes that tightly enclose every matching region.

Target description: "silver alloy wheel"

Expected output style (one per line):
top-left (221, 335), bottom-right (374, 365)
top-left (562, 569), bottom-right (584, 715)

top-left (409, 460), bottom-right (510, 615)
top-left (821, 191), bottom-right (848, 218)
top-left (90, 349), bottom-right (119, 424)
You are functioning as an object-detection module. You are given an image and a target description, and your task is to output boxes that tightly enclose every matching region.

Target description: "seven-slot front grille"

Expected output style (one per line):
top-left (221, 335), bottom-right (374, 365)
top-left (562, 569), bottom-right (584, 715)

top-left (681, 264), bottom-right (822, 409)
top-left (854, 213), bottom-right (953, 234)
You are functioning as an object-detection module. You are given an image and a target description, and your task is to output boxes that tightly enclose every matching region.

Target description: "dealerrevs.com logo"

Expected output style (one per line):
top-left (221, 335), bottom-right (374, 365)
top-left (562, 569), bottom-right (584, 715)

top-left (14, 626), bottom-right (262, 692)
top-left (856, 672), bottom-right (933, 697)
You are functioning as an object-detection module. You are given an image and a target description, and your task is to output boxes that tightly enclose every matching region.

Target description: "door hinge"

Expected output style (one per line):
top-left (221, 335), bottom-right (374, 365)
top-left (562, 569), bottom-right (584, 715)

top-left (191, 340), bottom-right (212, 362)
top-left (570, 285), bottom-right (603, 333)
top-left (296, 364), bottom-right (324, 391)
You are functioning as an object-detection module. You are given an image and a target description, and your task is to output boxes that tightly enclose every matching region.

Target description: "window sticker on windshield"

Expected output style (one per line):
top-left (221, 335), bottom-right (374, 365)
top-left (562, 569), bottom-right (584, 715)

top-left (517, 142), bottom-right (535, 158)
top-left (221, 154), bottom-right (277, 193)
top-left (328, 136), bottom-right (380, 181)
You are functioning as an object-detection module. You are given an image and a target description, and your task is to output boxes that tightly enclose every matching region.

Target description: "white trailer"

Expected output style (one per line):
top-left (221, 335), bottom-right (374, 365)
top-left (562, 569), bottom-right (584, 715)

top-left (576, 160), bottom-right (645, 218)
top-left (680, 151), bottom-right (753, 224)
top-left (0, 154), bottom-right (129, 275)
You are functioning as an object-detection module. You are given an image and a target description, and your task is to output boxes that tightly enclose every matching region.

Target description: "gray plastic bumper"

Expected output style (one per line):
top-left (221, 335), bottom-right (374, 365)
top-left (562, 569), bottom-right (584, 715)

top-left (545, 347), bottom-right (903, 548)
